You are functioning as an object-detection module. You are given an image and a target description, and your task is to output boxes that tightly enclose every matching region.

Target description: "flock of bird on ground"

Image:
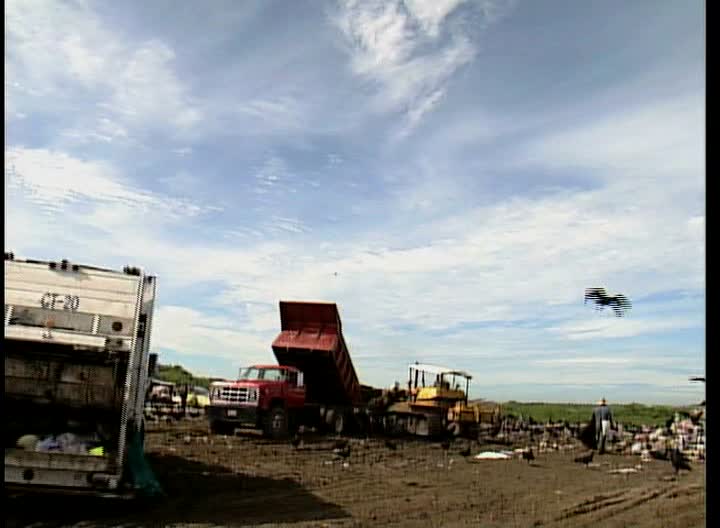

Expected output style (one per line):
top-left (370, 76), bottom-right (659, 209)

top-left (288, 428), bottom-right (692, 477)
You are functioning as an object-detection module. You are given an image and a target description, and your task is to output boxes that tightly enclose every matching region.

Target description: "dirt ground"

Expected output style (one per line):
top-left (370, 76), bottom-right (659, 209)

top-left (6, 420), bottom-right (705, 528)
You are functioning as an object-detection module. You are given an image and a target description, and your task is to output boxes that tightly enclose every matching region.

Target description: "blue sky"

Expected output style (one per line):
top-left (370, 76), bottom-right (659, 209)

top-left (5, 0), bottom-right (705, 405)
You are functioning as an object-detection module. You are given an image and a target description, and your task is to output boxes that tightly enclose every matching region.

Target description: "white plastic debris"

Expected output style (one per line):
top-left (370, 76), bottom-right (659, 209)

top-left (631, 442), bottom-right (644, 455)
top-left (609, 468), bottom-right (638, 474)
top-left (474, 451), bottom-right (511, 460)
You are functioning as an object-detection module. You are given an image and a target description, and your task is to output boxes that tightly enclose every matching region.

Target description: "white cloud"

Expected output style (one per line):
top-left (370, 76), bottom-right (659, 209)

top-left (532, 356), bottom-right (687, 367)
top-left (60, 117), bottom-right (130, 145)
top-left (235, 97), bottom-right (308, 134)
top-left (153, 306), bottom-right (271, 365)
top-left (4, 147), bottom-right (216, 244)
top-left (521, 93), bottom-right (705, 179)
top-left (332, 0), bottom-right (505, 134)
top-left (403, 0), bottom-right (467, 37)
top-left (5, 0), bottom-right (201, 135)
top-left (548, 316), bottom-right (701, 341)
top-left (6, 147), bottom-right (151, 208)
top-left (104, 40), bottom-right (202, 130)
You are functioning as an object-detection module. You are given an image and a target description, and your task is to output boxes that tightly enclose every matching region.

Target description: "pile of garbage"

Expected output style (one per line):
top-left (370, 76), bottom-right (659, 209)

top-left (480, 406), bottom-right (705, 462)
top-left (15, 432), bottom-right (106, 456)
top-left (484, 417), bottom-right (582, 451)
top-left (610, 408), bottom-right (705, 462)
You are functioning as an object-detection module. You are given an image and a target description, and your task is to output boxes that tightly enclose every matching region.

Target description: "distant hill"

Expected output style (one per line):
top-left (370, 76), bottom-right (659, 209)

top-left (154, 364), bottom-right (213, 389)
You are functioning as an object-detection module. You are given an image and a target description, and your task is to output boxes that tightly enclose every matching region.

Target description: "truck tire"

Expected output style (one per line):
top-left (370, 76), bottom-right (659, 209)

top-left (209, 420), bottom-right (227, 435)
top-left (264, 406), bottom-right (289, 439)
top-left (447, 422), bottom-right (462, 438)
top-left (356, 412), bottom-right (371, 436)
top-left (326, 409), bottom-right (345, 435)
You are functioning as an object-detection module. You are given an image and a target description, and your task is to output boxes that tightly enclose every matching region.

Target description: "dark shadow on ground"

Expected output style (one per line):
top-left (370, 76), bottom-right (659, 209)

top-left (5, 453), bottom-right (349, 527)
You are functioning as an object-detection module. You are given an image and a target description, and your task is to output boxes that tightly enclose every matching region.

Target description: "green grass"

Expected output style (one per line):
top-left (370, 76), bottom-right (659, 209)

top-left (500, 401), bottom-right (696, 427)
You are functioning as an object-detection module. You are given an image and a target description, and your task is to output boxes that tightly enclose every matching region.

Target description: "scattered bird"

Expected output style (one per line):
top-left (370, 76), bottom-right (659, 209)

top-left (522, 447), bottom-right (535, 464)
top-left (649, 449), bottom-right (668, 461)
top-left (584, 288), bottom-right (632, 317)
top-left (384, 439), bottom-right (398, 451)
top-left (574, 451), bottom-right (594, 467)
top-left (332, 439), bottom-right (349, 450)
top-left (440, 438), bottom-right (452, 452)
top-left (459, 443), bottom-right (472, 458)
top-left (333, 444), bottom-right (351, 460)
top-left (670, 448), bottom-right (692, 475)
top-left (290, 433), bottom-right (302, 449)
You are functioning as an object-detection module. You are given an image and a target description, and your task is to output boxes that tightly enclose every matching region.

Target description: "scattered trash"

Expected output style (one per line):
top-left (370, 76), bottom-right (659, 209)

top-left (16, 434), bottom-right (39, 450)
top-left (474, 451), bottom-right (512, 460)
top-left (609, 468), bottom-right (639, 474)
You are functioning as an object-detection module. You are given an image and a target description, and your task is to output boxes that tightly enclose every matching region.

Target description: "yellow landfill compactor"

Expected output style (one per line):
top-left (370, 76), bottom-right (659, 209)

top-left (384, 363), bottom-right (484, 438)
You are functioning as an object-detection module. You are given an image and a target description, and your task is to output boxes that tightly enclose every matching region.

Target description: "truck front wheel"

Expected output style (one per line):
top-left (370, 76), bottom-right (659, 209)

top-left (210, 420), bottom-right (229, 435)
top-left (264, 406), bottom-right (289, 439)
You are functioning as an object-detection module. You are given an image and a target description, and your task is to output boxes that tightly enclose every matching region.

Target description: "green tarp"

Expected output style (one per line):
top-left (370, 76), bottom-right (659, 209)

top-left (126, 429), bottom-right (164, 498)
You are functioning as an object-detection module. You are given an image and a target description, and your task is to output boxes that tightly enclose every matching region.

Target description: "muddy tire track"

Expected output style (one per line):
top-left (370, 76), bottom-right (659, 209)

top-left (553, 483), bottom-right (703, 527)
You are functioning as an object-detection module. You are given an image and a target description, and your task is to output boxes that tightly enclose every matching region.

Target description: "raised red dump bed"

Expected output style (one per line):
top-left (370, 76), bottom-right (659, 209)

top-left (272, 301), bottom-right (362, 406)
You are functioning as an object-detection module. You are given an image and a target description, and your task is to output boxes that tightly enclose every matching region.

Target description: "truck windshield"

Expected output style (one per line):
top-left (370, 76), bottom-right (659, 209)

top-left (241, 368), bottom-right (286, 381)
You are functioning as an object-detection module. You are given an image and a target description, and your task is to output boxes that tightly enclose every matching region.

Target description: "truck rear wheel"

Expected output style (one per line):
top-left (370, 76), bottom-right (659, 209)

top-left (264, 406), bottom-right (289, 439)
top-left (325, 409), bottom-right (346, 435)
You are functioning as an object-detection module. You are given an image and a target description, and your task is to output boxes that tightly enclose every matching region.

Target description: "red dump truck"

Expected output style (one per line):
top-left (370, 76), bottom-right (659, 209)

top-left (207, 301), bottom-right (382, 438)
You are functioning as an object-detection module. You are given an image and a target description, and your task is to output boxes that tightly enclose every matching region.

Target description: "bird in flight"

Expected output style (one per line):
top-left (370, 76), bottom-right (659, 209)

top-left (584, 288), bottom-right (632, 317)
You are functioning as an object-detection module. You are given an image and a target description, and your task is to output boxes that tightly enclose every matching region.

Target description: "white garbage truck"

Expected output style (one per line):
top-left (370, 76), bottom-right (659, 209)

top-left (4, 252), bottom-right (160, 497)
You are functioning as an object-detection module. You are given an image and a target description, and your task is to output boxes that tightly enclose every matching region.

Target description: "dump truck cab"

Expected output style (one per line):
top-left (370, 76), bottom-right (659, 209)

top-left (207, 365), bottom-right (306, 437)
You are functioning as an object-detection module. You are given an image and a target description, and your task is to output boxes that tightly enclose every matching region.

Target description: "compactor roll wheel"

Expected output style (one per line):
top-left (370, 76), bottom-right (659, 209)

top-left (447, 422), bottom-right (462, 438)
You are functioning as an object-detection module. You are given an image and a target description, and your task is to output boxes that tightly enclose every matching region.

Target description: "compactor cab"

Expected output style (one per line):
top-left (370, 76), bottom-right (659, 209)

top-left (384, 363), bottom-right (474, 438)
top-left (407, 363), bottom-right (471, 408)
